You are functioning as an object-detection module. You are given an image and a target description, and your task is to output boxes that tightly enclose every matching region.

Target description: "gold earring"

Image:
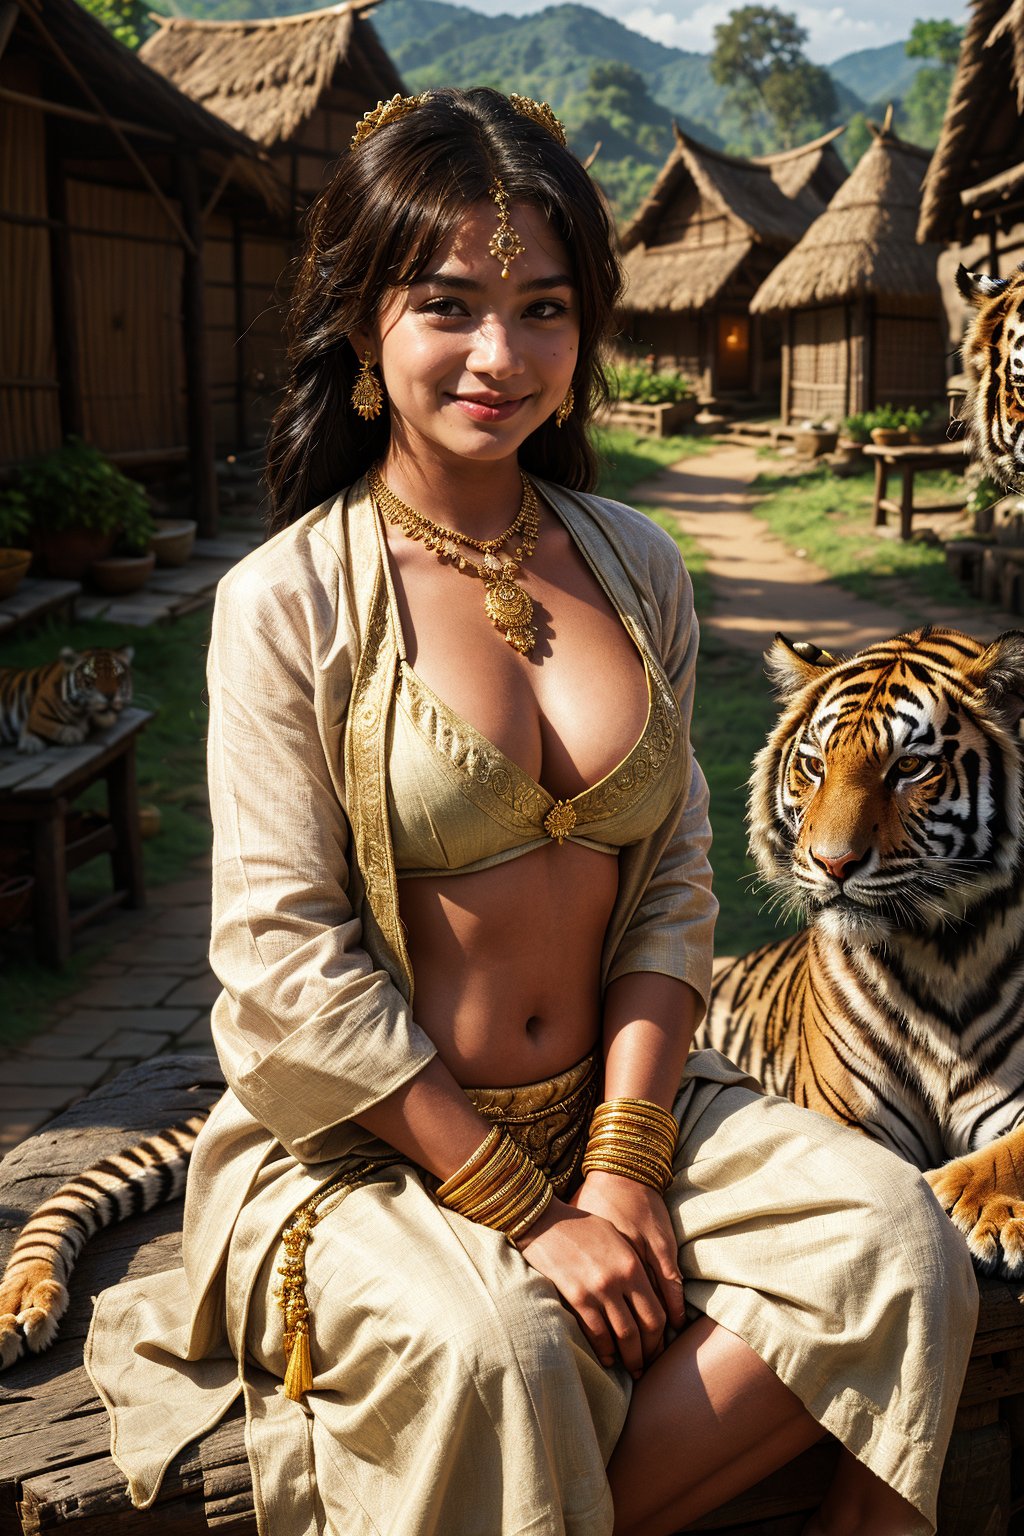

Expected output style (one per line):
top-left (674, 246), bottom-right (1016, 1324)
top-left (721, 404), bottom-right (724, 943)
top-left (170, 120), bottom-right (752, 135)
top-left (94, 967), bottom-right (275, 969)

top-left (555, 386), bottom-right (574, 427)
top-left (351, 353), bottom-right (383, 420)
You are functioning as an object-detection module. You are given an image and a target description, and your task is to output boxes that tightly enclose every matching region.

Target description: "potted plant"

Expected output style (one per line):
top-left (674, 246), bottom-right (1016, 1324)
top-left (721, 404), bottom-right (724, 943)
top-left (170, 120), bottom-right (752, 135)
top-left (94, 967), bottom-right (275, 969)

top-left (867, 404), bottom-right (909, 447)
top-left (903, 405), bottom-right (935, 446)
top-left (793, 419), bottom-right (838, 458)
top-left (13, 437), bottom-right (154, 582)
top-left (90, 489), bottom-right (157, 595)
top-left (606, 363), bottom-right (699, 434)
top-left (0, 488), bottom-right (33, 599)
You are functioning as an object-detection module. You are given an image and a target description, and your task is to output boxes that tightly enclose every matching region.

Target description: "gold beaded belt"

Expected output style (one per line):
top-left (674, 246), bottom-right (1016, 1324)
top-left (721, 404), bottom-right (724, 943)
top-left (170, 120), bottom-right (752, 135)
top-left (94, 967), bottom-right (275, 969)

top-left (276, 1050), bottom-right (600, 1402)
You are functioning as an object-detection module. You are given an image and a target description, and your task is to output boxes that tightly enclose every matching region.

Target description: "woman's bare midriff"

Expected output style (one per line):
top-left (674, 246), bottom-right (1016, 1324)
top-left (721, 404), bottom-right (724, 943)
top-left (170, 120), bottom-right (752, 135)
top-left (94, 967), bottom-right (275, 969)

top-left (398, 839), bottom-right (619, 1086)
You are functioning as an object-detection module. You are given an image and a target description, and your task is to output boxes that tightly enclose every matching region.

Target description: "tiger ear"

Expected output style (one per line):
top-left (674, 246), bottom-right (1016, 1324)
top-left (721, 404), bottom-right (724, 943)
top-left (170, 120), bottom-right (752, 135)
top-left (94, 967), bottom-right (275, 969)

top-left (58, 646), bottom-right (79, 669)
top-left (117, 646), bottom-right (135, 665)
top-left (956, 265), bottom-right (1010, 306)
top-left (969, 630), bottom-right (1024, 725)
top-left (765, 633), bottom-right (836, 696)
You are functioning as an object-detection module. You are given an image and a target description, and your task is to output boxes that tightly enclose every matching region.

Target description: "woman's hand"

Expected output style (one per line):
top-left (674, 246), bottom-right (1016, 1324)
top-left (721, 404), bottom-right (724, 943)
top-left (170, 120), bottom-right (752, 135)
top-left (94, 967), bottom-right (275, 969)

top-left (515, 1197), bottom-right (668, 1378)
top-left (571, 1172), bottom-right (685, 1335)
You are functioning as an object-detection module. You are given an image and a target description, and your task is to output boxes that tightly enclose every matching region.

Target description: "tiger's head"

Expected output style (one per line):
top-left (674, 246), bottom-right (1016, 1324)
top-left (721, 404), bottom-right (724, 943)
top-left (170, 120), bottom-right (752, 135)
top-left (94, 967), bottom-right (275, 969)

top-left (749, 626), bottom-right (1024, 946)
top-left (63, 645), bottom-right (134, 722)
top-left (957, 262), bottom-right (1024, 491)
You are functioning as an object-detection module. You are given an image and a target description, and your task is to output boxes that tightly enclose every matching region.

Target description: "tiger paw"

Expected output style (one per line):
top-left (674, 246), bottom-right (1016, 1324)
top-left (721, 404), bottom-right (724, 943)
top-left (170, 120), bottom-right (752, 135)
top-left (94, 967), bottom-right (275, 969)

top-left (925, 1160), bottom-right (1024, 1278)
top-left (0, 1275), bottom-right (68, 1368)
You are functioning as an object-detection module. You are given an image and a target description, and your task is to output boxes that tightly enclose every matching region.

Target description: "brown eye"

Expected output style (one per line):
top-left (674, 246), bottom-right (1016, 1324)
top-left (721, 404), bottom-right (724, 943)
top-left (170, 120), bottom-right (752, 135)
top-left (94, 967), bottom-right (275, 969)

top-left (895, 755), bottom-right (932, 778)
top-left (799, 753), bottom-right (824, 778)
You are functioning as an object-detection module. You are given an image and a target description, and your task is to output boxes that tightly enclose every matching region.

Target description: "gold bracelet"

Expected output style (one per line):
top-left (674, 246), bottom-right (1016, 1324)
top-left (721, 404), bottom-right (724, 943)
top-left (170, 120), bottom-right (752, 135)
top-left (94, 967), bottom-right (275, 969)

top-left (436, 1129), bottom-right (553, 1244)
top-left (581, 1097), bottom-right (679, 1193)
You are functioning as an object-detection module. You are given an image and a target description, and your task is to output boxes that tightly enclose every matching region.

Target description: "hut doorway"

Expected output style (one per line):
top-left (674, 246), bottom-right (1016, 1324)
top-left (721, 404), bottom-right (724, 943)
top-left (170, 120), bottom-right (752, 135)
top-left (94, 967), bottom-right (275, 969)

top-left (716, 311), bottom-right (751, 391)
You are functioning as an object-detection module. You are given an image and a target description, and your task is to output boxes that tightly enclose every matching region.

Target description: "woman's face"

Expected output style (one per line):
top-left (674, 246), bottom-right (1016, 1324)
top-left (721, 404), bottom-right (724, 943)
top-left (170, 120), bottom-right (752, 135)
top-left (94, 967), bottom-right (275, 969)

top-left (360, 201), bottom-right (580, 470)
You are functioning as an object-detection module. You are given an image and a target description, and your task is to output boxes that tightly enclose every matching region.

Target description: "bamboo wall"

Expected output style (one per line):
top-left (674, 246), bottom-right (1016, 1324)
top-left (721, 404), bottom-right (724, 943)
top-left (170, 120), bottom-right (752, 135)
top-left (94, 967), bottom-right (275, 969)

top-left (0, 58), bottom-right (61, 465)
top-left (66, 181), bottom-right (186, 455)
top-left (787, 305), bottom-right (850, 422)
top-left (205, 213), bottom-right (290, 451)
top-left (783, 299), bottom-right (946, 422)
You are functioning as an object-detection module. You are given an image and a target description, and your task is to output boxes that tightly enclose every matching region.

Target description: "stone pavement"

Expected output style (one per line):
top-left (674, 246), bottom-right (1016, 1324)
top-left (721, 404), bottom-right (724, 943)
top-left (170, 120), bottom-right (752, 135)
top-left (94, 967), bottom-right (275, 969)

top-left (0, 441), bottom-right (1005, 1160)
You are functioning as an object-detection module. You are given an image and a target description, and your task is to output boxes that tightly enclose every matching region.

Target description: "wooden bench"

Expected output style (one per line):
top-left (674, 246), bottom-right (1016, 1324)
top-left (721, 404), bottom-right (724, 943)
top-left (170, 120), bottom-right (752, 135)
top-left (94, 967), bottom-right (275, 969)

top-left (0, 707), bottom-right (153, 966)
top-left (0, 578), bottom-right (79, 639)
top-left (864, 442), bottom-right (969, 542)
top-left (1, 1058), bottom-right (1021, 1535)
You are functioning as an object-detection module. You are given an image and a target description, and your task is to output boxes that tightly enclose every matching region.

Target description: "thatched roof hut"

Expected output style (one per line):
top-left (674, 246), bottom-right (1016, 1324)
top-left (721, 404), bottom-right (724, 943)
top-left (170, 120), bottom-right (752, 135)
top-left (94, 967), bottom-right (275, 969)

top-left (141, 1), bottom-right (405, 195)
top-left (918, 0), bottom-right (1024, 249)
top-left (618, 124), bottom-right (847, 400)
top-left (752, 124), bottom-right (946, 424)
top-left (1, 0), bottom-right (285, 530)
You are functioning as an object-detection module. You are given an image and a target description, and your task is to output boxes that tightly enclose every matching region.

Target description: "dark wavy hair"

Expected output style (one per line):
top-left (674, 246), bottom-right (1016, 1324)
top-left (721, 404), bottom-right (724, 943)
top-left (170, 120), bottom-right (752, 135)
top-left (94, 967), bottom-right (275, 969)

top-left (265, 88), bottom-right (622, 533)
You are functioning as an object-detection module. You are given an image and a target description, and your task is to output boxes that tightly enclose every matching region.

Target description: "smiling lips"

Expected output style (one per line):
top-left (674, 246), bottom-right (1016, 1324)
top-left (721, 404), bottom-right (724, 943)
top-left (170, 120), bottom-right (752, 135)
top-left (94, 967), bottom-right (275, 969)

top-left (449, 393), bottom-right (531, 422)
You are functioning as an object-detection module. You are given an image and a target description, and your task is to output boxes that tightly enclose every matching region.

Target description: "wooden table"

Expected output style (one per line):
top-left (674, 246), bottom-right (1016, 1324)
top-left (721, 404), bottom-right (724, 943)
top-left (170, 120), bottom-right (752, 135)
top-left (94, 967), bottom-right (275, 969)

top-left (864, 441), bottom-right (969, 541)
top-left (0, 707), bottom-right (152, 965)
top-left (0, 577), bottom-right (79, 638)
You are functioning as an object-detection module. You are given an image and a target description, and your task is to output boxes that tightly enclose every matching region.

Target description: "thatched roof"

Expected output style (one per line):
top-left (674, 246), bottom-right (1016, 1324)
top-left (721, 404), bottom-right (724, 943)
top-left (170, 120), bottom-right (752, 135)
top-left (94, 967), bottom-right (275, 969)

top-left (619, 124), bottom-right (847, 313)
top-left (752, 126), bottom-right (939, 313)
top-left (10, 0), bottom-right (284, 211)
top-left (140, 0), bottom-right (405, 152)
top-left (918, 0), bottom-right (1024, 242)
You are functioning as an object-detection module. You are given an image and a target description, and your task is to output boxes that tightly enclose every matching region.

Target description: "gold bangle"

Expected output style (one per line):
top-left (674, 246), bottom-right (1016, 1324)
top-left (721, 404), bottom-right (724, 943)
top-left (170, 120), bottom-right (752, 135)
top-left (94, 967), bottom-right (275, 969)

top-left (436, 1129), bottom-right (553, 1242)
top-left (437, 1126), bottom-right (502, 1201)
top-left (582, 1097), bottom-right (679, 1193)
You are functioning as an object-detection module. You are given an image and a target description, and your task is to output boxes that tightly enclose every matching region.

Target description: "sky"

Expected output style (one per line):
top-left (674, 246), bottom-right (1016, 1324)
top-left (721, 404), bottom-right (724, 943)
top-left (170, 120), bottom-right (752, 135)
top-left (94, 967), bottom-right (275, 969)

top-left (451, 1), bottom-right (969, 63)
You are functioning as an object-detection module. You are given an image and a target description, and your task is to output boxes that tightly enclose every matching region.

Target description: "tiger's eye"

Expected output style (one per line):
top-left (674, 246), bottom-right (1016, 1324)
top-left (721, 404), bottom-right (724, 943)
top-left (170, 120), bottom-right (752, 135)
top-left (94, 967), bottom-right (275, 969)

top-left (801, 754), bottom-right (824, 777)
top-left (896, 755), bottom-right (922, 775)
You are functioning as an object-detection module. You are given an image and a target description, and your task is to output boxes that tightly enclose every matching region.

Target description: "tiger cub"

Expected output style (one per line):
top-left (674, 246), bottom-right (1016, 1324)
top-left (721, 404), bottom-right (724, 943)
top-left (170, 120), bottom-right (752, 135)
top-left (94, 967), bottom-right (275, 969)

top-left (0, 646), bottom-right (133, 753)
top-left (957, 261), bottom-right (1024, 492)
top-left (703, 625), bottom-right (1024, 1280)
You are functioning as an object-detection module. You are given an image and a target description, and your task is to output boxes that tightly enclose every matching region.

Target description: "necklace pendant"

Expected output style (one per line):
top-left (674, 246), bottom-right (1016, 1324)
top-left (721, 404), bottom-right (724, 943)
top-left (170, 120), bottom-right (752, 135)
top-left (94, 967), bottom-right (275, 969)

top-left (483, 551), bottom-right (502, 575)
top-left (485, 577), bottom-right (536, 654)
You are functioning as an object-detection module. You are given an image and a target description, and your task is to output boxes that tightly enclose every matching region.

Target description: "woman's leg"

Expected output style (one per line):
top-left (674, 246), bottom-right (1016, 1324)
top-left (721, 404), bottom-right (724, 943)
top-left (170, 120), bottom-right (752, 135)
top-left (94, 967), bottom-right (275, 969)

top-left (609, 1315), bottom-right (926, 1535)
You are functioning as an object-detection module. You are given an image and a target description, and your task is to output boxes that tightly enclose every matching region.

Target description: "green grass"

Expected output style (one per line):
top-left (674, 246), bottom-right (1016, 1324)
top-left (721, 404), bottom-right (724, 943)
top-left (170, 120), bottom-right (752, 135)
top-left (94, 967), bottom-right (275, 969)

top-left (593, 426), bottom-right (720, 504)
top-left (747, 463), bottom-right (986, 619)
top-left (0, 608), bottom-right (212, 1045)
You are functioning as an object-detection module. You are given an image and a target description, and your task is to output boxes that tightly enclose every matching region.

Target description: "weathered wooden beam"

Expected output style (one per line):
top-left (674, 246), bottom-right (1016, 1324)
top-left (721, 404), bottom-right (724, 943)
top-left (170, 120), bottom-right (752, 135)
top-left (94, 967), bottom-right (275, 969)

top-left (0, 4), bottom-right (17, 63)
top-left (177, 154), bottom-right (218, 539)
top-left (44, 116), bottom-right (83, 442)
top-left (0, 86), bottom-right (176, 144)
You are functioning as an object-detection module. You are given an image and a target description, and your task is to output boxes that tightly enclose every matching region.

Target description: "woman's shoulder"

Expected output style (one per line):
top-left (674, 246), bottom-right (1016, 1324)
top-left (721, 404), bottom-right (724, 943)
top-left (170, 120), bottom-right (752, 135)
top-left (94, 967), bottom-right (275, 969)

top-left (215, 495), bottom-right (348, 617)
top-left (535, 479), bottom-right (687, 586)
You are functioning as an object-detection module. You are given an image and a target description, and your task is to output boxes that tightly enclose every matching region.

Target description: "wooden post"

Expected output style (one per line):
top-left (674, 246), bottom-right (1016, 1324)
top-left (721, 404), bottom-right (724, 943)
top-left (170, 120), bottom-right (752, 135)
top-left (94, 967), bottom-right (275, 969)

top-left (872, 454), bottom-right (888, 527)
top-left (989, 223), bottom-right (1000, 279)
top-left (863, 295), bottom-right (875, 410)
top-left (843, 302), bottom-right (852, 420)
top-left (177, 154), bottom-right (218, 539)
top-left (232, 215), bottom-right (247, 450)
top-left (0, 3), bottom-right (18, 62)
top-left (44, 117), bottom-right (84, 440)
top-left (780, 313), bottom-right (792, 426)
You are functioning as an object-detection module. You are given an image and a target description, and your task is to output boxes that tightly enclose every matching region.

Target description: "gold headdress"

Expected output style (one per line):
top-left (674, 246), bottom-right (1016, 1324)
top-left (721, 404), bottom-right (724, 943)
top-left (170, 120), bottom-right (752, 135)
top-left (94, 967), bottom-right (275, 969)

top-left (350, 92), bottom-right (430, 150)
top-left (488, 178), bottom-right (526, 279)
top-left (508, 94), bottom-right (567, 146)
top-left (349, 92), bottom-right (568, 152)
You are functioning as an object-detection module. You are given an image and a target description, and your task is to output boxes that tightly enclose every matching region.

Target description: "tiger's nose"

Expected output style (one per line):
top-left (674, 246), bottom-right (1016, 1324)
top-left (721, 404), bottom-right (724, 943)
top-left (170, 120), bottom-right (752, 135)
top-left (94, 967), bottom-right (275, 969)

top-left (810, 848), bottom-right (865, 882)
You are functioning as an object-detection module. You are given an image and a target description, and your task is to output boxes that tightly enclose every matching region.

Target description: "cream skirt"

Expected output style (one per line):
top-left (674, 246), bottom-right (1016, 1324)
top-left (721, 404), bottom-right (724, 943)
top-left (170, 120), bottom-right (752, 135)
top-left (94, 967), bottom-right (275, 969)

top-left (227, 1050), bottom-right (977, 1536)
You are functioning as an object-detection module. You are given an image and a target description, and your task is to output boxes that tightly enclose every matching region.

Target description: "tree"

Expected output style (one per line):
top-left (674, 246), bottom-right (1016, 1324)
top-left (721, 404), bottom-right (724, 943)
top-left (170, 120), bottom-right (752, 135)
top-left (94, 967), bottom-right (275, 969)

top-left (75, 0), bottom-right (162, 48)
top-left (710, 5), bottom-right (837, 149)
top-left (903, 17), bottom-right (963, 146)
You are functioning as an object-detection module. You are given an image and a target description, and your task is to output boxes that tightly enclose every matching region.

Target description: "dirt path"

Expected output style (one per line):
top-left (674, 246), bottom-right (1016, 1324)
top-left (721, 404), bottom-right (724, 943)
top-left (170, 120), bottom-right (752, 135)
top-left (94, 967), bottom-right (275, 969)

top-left (632, 444), bottom-right (1015, 654)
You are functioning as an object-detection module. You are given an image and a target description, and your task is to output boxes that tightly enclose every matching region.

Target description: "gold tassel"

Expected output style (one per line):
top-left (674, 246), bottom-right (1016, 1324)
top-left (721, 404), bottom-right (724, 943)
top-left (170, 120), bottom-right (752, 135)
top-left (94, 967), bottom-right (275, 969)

top-left (284, 1325), bottom-right (314, 1402)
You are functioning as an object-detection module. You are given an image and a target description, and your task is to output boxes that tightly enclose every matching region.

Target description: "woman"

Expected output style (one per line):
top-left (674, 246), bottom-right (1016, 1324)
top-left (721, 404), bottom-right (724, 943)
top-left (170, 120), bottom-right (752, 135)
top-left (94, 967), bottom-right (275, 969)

top-left (86, 89), bottom-right (977, 1536)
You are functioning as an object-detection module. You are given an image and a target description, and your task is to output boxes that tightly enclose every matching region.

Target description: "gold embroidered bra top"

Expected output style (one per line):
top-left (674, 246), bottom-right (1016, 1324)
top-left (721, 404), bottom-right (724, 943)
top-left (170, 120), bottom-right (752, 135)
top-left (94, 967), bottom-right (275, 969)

top-left (387, 631), bottom-right (684, 880)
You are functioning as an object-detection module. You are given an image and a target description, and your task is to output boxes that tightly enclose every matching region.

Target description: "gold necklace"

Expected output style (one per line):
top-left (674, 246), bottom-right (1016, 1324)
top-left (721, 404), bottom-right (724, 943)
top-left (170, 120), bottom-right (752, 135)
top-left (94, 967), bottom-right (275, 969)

top-left (368, 465), bottom-right (540, 654)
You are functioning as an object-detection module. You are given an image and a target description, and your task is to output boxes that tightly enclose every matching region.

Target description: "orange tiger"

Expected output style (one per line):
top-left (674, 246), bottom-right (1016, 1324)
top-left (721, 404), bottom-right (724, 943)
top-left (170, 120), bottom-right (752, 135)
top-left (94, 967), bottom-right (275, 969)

top-left (958, 260), bottom-right (1024, 491)
top-left (703, 625), bottom-right (1024, 1279)
top-left (0, 645), bottom-right (133, 753)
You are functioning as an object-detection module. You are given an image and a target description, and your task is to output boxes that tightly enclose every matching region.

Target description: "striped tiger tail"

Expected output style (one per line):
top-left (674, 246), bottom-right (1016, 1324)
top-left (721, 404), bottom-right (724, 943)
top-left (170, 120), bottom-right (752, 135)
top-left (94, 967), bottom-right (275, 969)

top-left (0, 1112), bottom-right (209, 1368)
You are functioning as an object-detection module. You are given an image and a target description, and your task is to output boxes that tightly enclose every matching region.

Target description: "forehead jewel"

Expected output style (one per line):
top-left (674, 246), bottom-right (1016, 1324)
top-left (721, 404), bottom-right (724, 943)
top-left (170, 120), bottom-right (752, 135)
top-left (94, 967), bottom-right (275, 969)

top-left (350, 92), bottom-right (568, 152)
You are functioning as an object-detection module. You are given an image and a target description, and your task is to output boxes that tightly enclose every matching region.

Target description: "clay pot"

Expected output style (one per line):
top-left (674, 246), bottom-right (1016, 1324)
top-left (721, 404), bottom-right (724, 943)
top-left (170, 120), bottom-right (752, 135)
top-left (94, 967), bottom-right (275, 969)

top-left (870, 427), bottom-right (909, 448)
top-left (34, 526), bottom-right (115, 581)
top-left (794, 428), bottom-right (838, 459)
top-left (0, 548), bottom-right (32, 599)
top-left (89, 551), bottom-right (156, 595)
top-left (149, 517), bottom-right (197, 567)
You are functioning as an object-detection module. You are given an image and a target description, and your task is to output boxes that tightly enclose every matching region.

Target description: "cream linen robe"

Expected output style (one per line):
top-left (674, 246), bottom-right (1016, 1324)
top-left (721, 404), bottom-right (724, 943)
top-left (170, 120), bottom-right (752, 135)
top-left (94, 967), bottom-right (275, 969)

top-left (83, 476), bottom-right (723, 1516)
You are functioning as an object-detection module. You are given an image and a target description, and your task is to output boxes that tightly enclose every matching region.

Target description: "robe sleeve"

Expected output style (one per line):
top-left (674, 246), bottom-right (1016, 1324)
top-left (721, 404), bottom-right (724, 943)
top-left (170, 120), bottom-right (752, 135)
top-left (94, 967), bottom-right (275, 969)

top-left (605, 538), bottom-right (718, 1021)
top-left (205, 554), bottom-right (437, 1165)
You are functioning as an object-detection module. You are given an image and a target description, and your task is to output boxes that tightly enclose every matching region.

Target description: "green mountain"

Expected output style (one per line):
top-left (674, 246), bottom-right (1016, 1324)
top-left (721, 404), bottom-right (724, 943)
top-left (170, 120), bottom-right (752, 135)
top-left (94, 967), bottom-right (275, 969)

top-left (829, 40), bottom-right (926, 110)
